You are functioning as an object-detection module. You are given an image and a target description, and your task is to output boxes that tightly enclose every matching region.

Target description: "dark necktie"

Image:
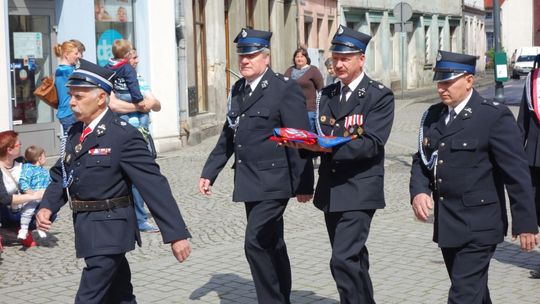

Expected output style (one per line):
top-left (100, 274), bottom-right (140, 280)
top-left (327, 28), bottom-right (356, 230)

top-left (338, 85), bottom-right (350, 114)
top-left (243, 84), bottom-right (252, 102)
top-left (447, 109), bottom-right (456, 125)
top-left (340, 85), bottom-right (350, 103)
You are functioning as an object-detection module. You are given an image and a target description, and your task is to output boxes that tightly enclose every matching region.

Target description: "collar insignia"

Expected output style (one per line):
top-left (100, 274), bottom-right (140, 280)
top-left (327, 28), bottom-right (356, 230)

top-left (261, 80), bottom-right (268, 88)
top-left (96, 124), bottom-right (106, 136)
top-left (358, 88), bottom-right (366, 97)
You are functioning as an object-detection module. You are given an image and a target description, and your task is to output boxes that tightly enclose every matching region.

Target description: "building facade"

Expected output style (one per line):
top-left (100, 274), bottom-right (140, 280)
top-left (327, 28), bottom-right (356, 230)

top-left (463, 0), bottom-right (486, 74)
top-left (182, 0), bottom-right (299, 145)
top-left (1, 0), bottom-right (182, 154)
top-left (500, 0), bottom-right (534, 58)
top-left (297, 0), bottom-right (338, 72)
top-left (0, 0), bottom-right (302, 155)
top-left (338, 0), bottom-right (463, 90)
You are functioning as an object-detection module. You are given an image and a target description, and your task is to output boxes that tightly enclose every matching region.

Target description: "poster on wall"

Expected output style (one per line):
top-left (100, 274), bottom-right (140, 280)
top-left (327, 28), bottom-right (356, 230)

top-left (94, 0), bottom-right (134, 66)
top-left (13, 32), bottom-right (43, 59)
top-left (94, 0), bottom-right (133, 22)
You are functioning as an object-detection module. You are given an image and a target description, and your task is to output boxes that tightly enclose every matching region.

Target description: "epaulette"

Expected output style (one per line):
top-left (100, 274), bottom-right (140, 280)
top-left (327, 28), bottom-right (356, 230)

top-left (481, 99), bottom-right (500, 108)
top-left (321, 82), bottom-right (340, 97)
top-left (113, 119), bottom-right (130, 131)
top-left (274, 73), bottom-right (289, 82)
top-left (368, 79), bottom-right (387, 90)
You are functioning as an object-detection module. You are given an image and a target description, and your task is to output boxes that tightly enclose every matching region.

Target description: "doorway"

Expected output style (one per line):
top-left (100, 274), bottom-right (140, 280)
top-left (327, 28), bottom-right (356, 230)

top-left (8, 4), bottom-right (59, 155)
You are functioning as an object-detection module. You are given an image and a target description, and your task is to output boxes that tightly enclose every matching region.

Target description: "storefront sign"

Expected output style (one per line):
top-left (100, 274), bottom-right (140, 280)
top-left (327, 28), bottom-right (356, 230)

top-left (13, 32), bottom-right (43, 59)
top-left (96, 29), bottom-right (123, 66)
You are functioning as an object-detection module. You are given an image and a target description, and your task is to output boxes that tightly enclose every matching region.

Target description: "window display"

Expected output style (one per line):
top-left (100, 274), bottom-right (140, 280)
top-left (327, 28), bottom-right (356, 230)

top-left (94, 0), bottom-right (134, 66)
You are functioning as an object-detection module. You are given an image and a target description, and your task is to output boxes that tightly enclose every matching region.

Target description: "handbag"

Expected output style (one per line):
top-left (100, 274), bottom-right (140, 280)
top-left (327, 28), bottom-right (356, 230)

top-left (33, 76), bottom-right (58, 109)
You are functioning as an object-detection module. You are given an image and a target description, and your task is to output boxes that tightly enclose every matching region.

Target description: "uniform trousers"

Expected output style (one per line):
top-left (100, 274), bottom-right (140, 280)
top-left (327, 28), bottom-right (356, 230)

top-left (324, 209), bottom-right (376, 304)
top-left (244, 199), bottom-right (291, 304)
top-left (441, 243), bottom-right (496, 304)
top-left (76, 254), bottom-right (137, 304)
top-left (529, 167), bottom-right (540, 226)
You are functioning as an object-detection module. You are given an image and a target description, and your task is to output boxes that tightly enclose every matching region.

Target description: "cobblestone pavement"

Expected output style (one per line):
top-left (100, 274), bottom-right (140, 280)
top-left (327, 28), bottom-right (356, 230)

top-left (1, 85), bottom-right (539, 303)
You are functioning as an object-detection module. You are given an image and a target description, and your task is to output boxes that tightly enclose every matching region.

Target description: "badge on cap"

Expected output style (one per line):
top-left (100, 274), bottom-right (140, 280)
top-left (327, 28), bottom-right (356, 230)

top-left (436, 51), bottom-right (442, 62)
top-left (338, 25), bottom-right (344, 35)
top-left (241, 29), bottom-right (247, 38)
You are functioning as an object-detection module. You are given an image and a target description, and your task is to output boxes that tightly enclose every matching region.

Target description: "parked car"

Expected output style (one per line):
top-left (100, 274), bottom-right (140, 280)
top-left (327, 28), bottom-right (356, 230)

top-left (510, 47), bottom-right (540, 79)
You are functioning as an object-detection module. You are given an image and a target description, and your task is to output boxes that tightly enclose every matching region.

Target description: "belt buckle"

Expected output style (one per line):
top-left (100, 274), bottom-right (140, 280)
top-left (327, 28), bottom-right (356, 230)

top-left (105, 199), bottom-right (112, 210)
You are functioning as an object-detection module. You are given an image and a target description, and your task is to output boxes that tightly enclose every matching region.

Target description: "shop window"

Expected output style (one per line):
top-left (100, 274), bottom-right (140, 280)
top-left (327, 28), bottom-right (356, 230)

top-left (94, 0), bottom-right (135, 66)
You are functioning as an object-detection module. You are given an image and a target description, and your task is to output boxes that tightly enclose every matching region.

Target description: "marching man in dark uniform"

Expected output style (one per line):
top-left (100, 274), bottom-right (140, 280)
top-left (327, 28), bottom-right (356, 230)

top-left (517, 53), bottom-right (540, 278)
top-left (36, 59), bottom-right (192, 304)
top-left (410, 50), bottom-right (538, 303)
top-left (286, 25), bottom-right (395, 303)
top-left (198, 28), bottom-right (313, 304)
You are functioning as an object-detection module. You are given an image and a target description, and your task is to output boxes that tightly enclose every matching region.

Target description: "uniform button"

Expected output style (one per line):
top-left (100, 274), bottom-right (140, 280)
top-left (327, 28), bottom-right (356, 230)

top-left (336, 123), bottom-right (340, 127)
top-left (96, 160), bottom-right (101, 164)
top-left (440, 142), bottom-right (445, 148)
top-left (257, 111), bottom-right (261, 114)
top-left (331, 169), bottom-right (336, 173)
top-left (238, 144), bottom-right (242, 148)
top-left (439, 196), bottom-right (444, 201)
top-left (76, 162), bottom-right (81, 166)
top-left (107, 214), bottom-right (111, 218)
top-left (75, 177), bottom-right (80, 182)
top-left (438, 160), bottom-right (444, 165)
top-left (437, 178), bottom-right (442, 183)
top-left (271, 163), bottom-right (275, 167)
top-left (238, 159), bottom-right (242, 164)
top-left (462, 143), bottom-right (467, 147)
top-left (241, 114), bottom-right (246, 117)
top-left (480, 199), bottom-right (485, 203)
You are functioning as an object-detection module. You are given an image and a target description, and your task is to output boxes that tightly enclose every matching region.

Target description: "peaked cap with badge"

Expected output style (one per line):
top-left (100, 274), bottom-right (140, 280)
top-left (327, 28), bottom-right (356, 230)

top-left (433, 50), bottom-right (476, 82)
top-left (66, 59), bottom-right (116, 94)
top-left (330, 25), bottom-right (372, 54)
top-left (234, 28), bottom-right (272, 55)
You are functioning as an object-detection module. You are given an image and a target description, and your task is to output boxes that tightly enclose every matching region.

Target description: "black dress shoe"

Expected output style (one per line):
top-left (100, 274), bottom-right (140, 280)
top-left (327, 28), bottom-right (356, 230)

top-left (529, 268), bottom-right (540, 279)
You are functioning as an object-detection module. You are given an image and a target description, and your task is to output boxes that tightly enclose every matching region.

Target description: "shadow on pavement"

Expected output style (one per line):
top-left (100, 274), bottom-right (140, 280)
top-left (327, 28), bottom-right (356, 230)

top-left (189, 273), bottom-right (338, 303)
top-left (0, 227), bottom-right (59, 253)
top-left (493, 240), bottom-right (540, 278)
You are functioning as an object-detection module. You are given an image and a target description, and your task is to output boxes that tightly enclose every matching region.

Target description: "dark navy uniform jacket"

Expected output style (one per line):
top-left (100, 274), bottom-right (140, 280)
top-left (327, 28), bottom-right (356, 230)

top-left (40, 110), bottom-right (191, 258)
top-left (201, 68), bottom-right (314, 202)
top-left (517, 89), bottom-right (540, 167)
top-left (410, 90), bottom-right (538, 247)
top-left (314, 75), bottom-right (394, 212)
